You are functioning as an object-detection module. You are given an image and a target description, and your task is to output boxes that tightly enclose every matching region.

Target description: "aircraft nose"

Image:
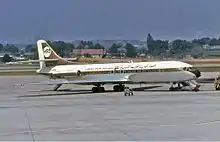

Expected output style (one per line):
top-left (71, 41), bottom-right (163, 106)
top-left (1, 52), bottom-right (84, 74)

top-left (183, 67), bottom-right (201, 78)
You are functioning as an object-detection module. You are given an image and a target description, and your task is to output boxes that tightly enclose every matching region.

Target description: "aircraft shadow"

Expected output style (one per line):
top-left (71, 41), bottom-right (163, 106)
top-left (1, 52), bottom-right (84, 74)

top-left (20, 89), bottom-right (114, 98)
top-left (19, 85), bottom-right (204, 98)
top-left (132, 85), bottom-right (162, 91)
top-left (19, 85), bottom-right (162, 98)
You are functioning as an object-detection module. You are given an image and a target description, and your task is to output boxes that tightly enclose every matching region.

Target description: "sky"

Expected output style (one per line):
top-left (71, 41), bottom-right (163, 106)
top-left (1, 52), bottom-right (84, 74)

top-left (0, 0), bottom-right (220, 43)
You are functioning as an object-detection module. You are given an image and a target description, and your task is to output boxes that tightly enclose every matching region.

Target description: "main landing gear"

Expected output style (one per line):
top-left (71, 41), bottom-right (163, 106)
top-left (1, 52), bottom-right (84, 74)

top-left (91, 83), bottom-right (106, 93)
top-left (92, 86), bottom-right (105, 93)
top-left (52, 83), bottom-right (126, 93)
top-left (214, 75), bottom-right (220, 90)
top-left (91, 84), bottom-right (126, 93)
top-left (113, 84), bottom-right (125, 92)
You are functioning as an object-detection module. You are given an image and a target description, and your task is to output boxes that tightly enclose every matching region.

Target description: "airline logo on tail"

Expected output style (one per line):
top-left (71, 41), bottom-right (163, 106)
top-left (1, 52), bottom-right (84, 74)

top-left (37, 39), bottom-right (78, 68)
top-left (43, 46), bottom-right (52, 58)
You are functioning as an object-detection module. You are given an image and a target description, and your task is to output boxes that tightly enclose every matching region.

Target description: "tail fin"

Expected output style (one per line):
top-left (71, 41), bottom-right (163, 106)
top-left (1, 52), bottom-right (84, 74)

top-left (37, 39), bottom-right (72, 69)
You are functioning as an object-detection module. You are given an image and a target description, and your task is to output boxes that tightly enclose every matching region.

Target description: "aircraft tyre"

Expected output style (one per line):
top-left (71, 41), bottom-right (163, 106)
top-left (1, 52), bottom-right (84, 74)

top-left (216, 87), bottom-right (220, 90)
top-left (192, 86), bottom-right (199, 92)
top-left (92, 87), bottom-right (105, 93)
top-left (214, 83), bottom-right (220, 90)
top-left (169, 87), bottom-right (175, 91)
top-left (113, 85), bottom-right (125, 92)
top-left (169, 86), bottom-right (182, 91)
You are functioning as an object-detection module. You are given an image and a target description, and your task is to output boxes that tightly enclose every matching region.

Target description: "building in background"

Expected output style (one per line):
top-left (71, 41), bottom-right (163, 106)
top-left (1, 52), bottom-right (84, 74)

top-left (73, 49), bottom-right (107, 58)
top-left (203, 45), bottom-right (220, 58)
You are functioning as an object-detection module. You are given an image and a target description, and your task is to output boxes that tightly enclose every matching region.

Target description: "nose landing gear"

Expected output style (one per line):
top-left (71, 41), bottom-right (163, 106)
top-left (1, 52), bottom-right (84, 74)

top-left (92, 86), bottom-right (105, 93)
top-left (214, 75), bottom-right (220, 90)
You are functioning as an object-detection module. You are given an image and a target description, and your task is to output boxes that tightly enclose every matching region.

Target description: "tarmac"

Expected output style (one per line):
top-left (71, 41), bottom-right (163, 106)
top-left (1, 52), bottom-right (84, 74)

top-left (1, 75), bottom-right (220, 140)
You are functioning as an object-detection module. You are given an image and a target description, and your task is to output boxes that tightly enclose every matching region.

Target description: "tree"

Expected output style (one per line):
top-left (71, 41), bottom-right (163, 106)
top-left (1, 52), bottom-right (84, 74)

top-left (147, 33), bottom-right (154, 42)
top-left (124, 43), bottom-right (138, 57)
top-left (49, 41), bottom-right (75, 57)
top-left (25, 44), bottom-right (34, 52)
top-left (192, 37), bottom-right (211, 45)
top-left (147, 33), bottom-right (154, 54)
top-left (93, 43), bottom-right (105, 49)
top-left (109, 43), bottom-right (122, 56)
top-left (50, 41), bottom-right (65, 56)
top-left (169, 39), bottom-right (193, 58)
top-left (0, 43), bottom-right (3, 52)
top-left (86, 41), bottom-right (94, 48)
top-left (2, 54), bottom-right (12, 62)
top-left (146, 33), bottom-right (169, 56)
top-left (4, 44), bottom-right (19, 54)
top-left (209, 38), bottom-right (220, 46)
top-left (151, 40), bottom-right (169, 56)
top-left (76, 40), bottom-right (86, 49)
top-left (139, 47), bottom-right (148, 54)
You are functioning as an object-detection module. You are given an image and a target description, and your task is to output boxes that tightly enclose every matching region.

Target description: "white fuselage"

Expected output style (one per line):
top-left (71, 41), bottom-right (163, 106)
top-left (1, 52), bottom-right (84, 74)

top-left (45, 61), bottom-right (193, 75)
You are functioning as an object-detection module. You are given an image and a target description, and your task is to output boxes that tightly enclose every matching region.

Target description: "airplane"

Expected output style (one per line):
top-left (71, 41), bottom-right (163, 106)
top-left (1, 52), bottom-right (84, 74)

top-left (29, 39), bottom-right (202, 93)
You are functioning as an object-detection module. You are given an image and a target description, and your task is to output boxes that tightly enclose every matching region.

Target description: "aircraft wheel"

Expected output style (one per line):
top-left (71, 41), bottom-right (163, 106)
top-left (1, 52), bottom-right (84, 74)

top-left (92, 87), bottom-right (105, 93)
top-left (192, 87), bottom-right (199, 92)
top-left (113, 85), bottom-right (118, 92)
top-left (169, 87), bottom-right (175, 91)
top-left (120, 86), bottom-right (125, 91)
top-left (215, 84), bottom-right (220, 90)
top-left (216, 87), bottom-right (220, 90)
top-left (99, 87), bottom-right (105, 92)
top-left (114, 85), bottom-right (125, 92)
top-left (113, 85), bottom-right (120, 92)
top-left (120, 85), bottom-right (125, 91)
top-left (92, 87), bottom-right (98, 93)
top-left (77, 70), bottom-right (82, 76)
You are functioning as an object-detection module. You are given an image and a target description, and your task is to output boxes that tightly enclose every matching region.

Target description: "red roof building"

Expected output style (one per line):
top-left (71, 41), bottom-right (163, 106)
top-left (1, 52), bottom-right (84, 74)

top-left (73, 49), bottom-right (107, 58)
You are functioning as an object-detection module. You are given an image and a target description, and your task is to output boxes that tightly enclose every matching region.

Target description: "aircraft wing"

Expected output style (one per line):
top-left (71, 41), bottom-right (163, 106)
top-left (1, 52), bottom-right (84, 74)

top-left (28, 71), bottom-right (197, 86)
